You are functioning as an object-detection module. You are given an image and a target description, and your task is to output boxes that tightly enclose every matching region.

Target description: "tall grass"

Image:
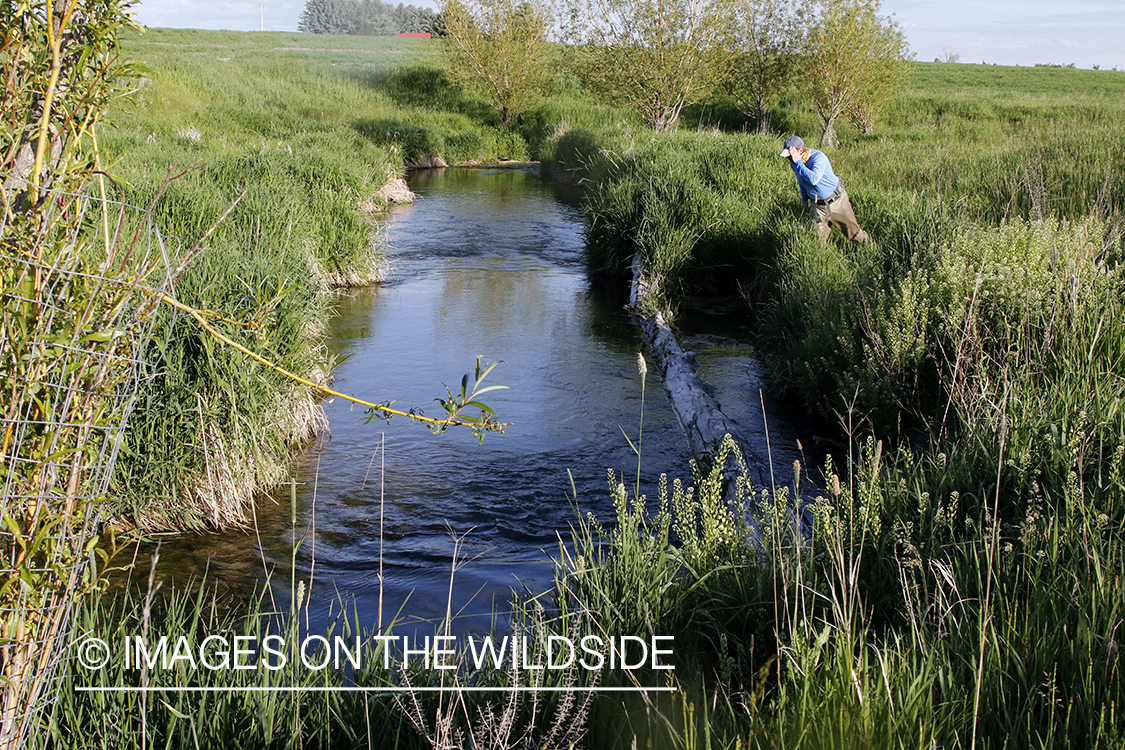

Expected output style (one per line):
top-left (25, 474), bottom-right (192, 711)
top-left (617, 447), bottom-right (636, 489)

top-left (47, 558), bottom-right (596, 749)
top-left (98, 29), bottom-right (546, 528)
top-left (522, 64), bottom-right (1125, 745)
top-left (545, 428), bottom-right (1124, 748)
top-left (49, 575), bottom-right (416, 749)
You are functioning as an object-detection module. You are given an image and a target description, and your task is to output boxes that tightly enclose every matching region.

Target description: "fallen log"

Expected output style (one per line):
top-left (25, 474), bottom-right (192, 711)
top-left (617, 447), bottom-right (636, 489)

top-left (628, 256), bottom-right (773, 496)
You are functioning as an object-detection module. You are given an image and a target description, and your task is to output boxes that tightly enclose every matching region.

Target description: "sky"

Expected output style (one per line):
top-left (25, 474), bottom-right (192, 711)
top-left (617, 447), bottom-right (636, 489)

top-left (881, 0), bottom-right (1125, 69)
top-left (132, 0), bottom-right (1125, 70)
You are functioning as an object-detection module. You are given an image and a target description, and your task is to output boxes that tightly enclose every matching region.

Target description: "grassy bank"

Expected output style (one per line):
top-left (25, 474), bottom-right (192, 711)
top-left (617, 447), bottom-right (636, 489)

top-left (101, 29), bottom-right (533, 528)
top-left (522, 61), bottom-right (1125, 747)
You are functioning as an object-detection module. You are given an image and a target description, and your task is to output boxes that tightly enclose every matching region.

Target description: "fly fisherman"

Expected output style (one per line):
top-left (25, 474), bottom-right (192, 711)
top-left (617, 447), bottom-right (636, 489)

top-left (779, 136), bottom-right (869, 243)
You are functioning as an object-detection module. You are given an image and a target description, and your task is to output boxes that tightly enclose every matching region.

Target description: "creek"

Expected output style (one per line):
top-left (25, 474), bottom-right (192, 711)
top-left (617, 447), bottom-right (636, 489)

top-left (144, 165), bottom-right (815, 635)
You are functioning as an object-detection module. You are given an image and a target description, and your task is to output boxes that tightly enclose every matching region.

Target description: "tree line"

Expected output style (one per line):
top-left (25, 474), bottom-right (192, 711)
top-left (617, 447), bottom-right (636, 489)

top-left (443, 0), bottom-right (912, 145)
top-left (298, 0), bottom-right (442, 36)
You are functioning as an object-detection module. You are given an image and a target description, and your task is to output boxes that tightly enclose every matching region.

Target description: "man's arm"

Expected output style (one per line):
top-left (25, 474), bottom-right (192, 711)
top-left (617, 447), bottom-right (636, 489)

top-left (790, 161), bottom-right (811, 202)
top-left (792, 151), bottom-right (829, 186)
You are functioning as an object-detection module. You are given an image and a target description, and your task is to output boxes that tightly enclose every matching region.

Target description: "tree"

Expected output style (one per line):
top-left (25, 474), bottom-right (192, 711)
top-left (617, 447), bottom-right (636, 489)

top-left (393, 3), bottom-right (440, 33)
top-left (561, 0), bottom-right (734, 132)
top-left (803, 0), bottom-right (912, 146)
top-left (299, 0), bottom-right (438, 35)
top-left (354, 0), bottom-right (397, 34)
top-left (442, 0), bottom-right (552, 130)
top-left (2, 2), bottom-right (145, 743)
top-left (298, 0), bottom-right (357, 33)
top-left (725, 0), bottom-right (811, 133)
top-left (846, 14), bottom-right (911, 134)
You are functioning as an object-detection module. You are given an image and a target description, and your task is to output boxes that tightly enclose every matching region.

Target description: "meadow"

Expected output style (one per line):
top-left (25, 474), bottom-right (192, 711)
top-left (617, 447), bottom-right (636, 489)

top-left (40, 28), bottom-right (1125, 748)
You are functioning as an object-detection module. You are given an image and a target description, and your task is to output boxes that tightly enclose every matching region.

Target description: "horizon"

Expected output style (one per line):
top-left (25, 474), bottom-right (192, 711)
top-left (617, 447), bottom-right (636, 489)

top-left (131, 0), bottom-right (1125, 71)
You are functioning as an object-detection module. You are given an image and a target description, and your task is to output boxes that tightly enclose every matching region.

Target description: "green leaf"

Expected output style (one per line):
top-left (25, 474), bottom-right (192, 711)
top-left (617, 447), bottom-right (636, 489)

top-left (161, 700), bottom-right (192, 719)
top-left (471, 384), bottom-right (510, 396)
top-left (464, 401), bottom-right (496, 415)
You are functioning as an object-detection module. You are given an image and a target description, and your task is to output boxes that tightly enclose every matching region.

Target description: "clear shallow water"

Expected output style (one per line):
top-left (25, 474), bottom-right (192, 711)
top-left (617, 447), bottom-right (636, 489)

top-left (143, 166), bottom-right (696, 635)
top-left (138, 166), bottom-right (827, 638)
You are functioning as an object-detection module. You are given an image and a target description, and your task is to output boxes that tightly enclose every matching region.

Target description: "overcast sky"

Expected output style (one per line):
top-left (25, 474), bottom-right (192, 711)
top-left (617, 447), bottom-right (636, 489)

top-left (132, 0), bottom-right (1125, 70)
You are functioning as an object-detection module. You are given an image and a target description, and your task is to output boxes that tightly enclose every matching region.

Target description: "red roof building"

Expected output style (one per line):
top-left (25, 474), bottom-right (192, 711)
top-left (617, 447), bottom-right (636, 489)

top-left (395, 32), bottom-right (432, 38)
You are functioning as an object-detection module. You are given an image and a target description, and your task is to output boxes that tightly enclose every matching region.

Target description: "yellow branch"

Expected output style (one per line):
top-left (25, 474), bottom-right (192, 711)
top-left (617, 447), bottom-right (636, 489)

top-left (28, 0), bottom-right (78, 206)
top-left (158, 293), bottom-right (509, 430)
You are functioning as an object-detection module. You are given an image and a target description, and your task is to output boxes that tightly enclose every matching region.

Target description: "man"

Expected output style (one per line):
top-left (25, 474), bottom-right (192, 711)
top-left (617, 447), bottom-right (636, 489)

top-left (779, 136), bottom-right (869, 243)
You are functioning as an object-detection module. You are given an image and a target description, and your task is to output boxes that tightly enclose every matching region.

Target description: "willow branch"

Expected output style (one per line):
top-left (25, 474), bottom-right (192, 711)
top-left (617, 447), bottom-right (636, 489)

top-left (158, 293), bottom-right (511, 431)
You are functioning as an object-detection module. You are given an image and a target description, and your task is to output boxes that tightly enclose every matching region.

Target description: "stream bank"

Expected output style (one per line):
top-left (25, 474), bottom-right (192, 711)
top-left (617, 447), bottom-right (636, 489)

top-left (131, 164), bottom-right (825, 638)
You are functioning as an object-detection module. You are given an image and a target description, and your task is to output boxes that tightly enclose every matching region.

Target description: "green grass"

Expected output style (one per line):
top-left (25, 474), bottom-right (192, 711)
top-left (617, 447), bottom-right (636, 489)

top-left (101, 29), bottom-right (539, 527)
top-left (49, 578), bottom-right (418, 749)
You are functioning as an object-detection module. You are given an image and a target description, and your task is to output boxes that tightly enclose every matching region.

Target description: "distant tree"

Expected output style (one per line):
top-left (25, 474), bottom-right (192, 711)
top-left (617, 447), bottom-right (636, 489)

top-left (442, 0), bottom-right (552, 129)
top-left (725, 0), bottom-right (811, 133)
top-left (940, 45), bottom-right (960, 63)
top-left (804, 0), bottom-right (912, 146)
top-left (354, 0), bottom-right (396, 34)
top-left (428, 11), bottom-right (448, 37)
top-left (300, 0), bottom-right (438, 35)
top-left (390, 3), bottom-right (439, 33)
top-left (398, 5), bottom-right (439, 33)
top-left (561, 0), bottom-right (735, 132)
top-left (298, 0), bottom-right (357, 33)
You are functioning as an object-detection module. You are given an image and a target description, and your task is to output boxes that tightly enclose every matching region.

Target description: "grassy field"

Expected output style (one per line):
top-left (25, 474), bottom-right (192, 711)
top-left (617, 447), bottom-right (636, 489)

top-left (101, 29), bottom-right (533, 528)
top-left (66, 29), bottom-right (1125, 748)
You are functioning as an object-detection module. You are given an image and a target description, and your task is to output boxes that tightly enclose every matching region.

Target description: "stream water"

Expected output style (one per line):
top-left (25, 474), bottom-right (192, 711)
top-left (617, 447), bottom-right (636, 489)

top-left (144, 165), bottom-right (818, 636)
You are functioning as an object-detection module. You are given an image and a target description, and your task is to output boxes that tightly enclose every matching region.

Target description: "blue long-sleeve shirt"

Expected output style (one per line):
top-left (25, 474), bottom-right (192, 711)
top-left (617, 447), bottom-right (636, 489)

top-left (790, 149), bottom-right (840, 202)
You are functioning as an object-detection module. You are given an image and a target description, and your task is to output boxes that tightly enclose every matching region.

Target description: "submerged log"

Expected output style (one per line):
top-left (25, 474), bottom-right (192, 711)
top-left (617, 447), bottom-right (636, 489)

top-left (628, 256), bottom-right (772, 495)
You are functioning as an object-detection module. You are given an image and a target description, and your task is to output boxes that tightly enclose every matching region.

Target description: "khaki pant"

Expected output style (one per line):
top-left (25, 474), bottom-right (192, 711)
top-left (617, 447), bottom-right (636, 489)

top-left (807, 187), bottom-right (868, 243)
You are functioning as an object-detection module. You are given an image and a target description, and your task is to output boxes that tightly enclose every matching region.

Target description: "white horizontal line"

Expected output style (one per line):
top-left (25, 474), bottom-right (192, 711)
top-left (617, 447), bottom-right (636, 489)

top-left (76, 686), bottom-right (675, 693)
